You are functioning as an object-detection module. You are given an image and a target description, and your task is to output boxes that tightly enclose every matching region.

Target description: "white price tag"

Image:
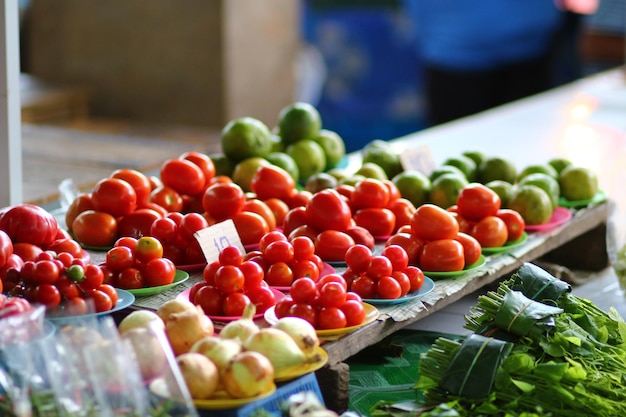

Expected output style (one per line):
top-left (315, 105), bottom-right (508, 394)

top-left (399, 144), bottom-right (437, 176)
top-left (194, 219), bottom-right (245, 263)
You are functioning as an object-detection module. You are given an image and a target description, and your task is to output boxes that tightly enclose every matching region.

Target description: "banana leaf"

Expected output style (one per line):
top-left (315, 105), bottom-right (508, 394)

top-left (509, 263), bottom-right (571, 303)
top-left (440, 334), bottom-right (513, 399)
top-left (493, 291), bottom-right (563, 338)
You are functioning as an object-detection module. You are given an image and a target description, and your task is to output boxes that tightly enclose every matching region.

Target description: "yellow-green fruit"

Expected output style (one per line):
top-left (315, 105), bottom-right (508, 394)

top-left (478, 156), bottom-right (517, 184)
top-left (221, 117), bottom-right (273, 163)
top-left (312, 129), bottom-right (346, 170)
top-left (286, 139), bottom-right (326, 181)
top-left (442, 156), bottom-right (477, 181)
top-left (462, 150), bottom-right (488, 168)
top-left (519, 173), bottom-right (560, 210)
top-left (361, 140), bottom-right (403, 179)
top-left (558, 165), bottom-right (598, 201)
top-left (430, 165), bottom-right (466, 182)
top-left (355, 162), bottom-right (388, 181)
top-left (208, 153), bottom-right (235, 177)
top-left (265, 151), bottom-right (300, 183)
top-left (508, 184), bottom-right (553, 225)
top-left (485, 180), bottom-right (514, 208)
top-left (339, 174), bottom-right (367, 187)
top-left (517, 163), bottom-right (558, 182)
top-left (392, 170), bottom-right (432, 208)
top-left (305, 172), bottom-right (338, 193)
top-left (231, 157), bottom-right (271, 192)
top-left (429, 173), bottom-right (468, 209)
top-left (278, 102), bottom-right (322, 146)
top-left (548, 157), bottom-right (573, 175)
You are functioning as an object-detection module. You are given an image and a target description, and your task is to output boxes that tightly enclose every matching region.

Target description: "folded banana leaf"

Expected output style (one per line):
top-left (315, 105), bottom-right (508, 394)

top-left (509, 263), bottom-right (571, 302)
top-left (493, 291), bottom-right (563, 338)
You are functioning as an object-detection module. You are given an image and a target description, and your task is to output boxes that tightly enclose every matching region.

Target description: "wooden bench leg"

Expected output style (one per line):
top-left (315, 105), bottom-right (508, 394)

top-left (316, 361), bottom-right (350, 413)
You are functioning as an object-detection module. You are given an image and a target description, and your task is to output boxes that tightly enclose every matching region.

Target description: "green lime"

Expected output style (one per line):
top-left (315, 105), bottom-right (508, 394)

top-left (548, 157), bottom-right (573, 175)
top-left (508, 184), bottom-right (553, 225)
top-left (485, 180), bottom-right (514, 207)
top-left (286, 139), bottom-right (326, 181)
top-left (304, 172), bottom-right (338, 193)
top-left (312, 129), bottom-right (346, 170)
top-left (430, 165), bottom-right (466, 182)
top-left (327, 168), bottom-right (350, 182)
top-left (462, 150), bottom-right (488, 168)
top-left (518, 172), bottom-right (560, 210)
top-left (559, 165), bottom-right (598, 201)
top-left (355, 162), bottom-right (388, 181)
top-left (220, 117), bottom-right (274, 163)
top-left (478, 156), bottom-right (517, 184)
top-left (392, 170), bottom-right (432, 207)
top-left (231, 157), bottom-right (271, 192)
top-left (278, 102), bottom-right (322, 146)
top-left (429, 173), bottom-right (469, 209)
top-left (270, 134), bottom-right (285, 153)
top-left (361, 140), bottom-right (403, 179)
top-left (339, 174), bottom-right (367, 187)
top-left (208, 153), bottom-right (235, 177)
top-left (517, 163), bottom-right (558, 182)
top-left (442, 156), bottom-right (477, 181)
top-left (264, 151), bottom-right (300, 183)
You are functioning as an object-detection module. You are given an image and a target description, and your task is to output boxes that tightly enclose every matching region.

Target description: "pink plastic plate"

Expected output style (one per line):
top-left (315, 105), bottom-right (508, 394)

top-left (524, 207), bottom-right (572, 233)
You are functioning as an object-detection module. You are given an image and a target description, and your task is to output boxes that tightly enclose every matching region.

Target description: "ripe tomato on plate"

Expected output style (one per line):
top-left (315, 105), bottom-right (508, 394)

top-left (456, 183), bottom-right (501, 222)
top-left (420, 239), bottom-right (465, 272)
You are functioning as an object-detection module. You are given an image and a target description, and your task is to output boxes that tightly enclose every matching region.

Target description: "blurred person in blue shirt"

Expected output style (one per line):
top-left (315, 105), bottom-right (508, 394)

top-left (403, 0), bottom-right (594, 126)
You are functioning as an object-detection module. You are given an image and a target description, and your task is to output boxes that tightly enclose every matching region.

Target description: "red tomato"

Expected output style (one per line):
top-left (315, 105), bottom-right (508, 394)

top-left (114, 236), bottom-right (138, 249)
top-left (72, 210), bottom-right (118, 248)
top-left (143, 258), bottom-right (176, 287)
top-left (376, 275), bottom-right (402, 299)
top-left (290, 277), bottom-right (318, 304)
top-left (404, 266), bottom-right (425, 292)
top-left (287, 225), bottom-right (319, 244)
top-left (188, 282), bottom-right (207, 304)
top-left (455, 232), bottom-right (482, 267)
top-left (232, 211), bottom-right (270, 246)
top-left (290, 259), bottom-right (320, 282)
top-left (344, 226), bottom-right (375, 250)
top-left (194, 285), bottom-right (223, 316)
top-left (288, 303), bottom-right (318, 327)
top-left (350, 275), bottom-right (377, 299)
top-left (0, 204), bottom-right (58, 247)
top-left (282, 206), bottom-right (309, 237)
top-left (149, 186), bottom-right (184, 213)
top-left (345, 244), bottom-right (373, 274)
top-left (263, 240), bottom-right (294, 264)
top-left (470, 216), bottom-right (508, 248)
top-left (259, 230), bottom-right (288, 253)
top-left (340, 299), bottom-right (366, 326)
top-left (496, 209), bottom-right (526, 242)
top-left (411, 204), bottom-right (459, 241)
top-left (219, 246), bottom-right (244, 266)
top-left (286, 190), bottom-right (313, 209)
top-left (456, 183), bottom-right (501, 222)
top-left (80, 264), bottom-right (105, 291)
top-left (274, 295), bottom-right (295, 318)
top-left (250, 165), bottom-right (296, 201)
top-left (111, 168), bottom-right (152, 205)
top-left (65, 194), bottom-right (95, 233)
top-left (316, 273), bottom-right (348, 290)
top-left (367, 255), bottom-right (393, 280)
top-left (33, 283), bottom-right (61, 308)
top-left (314, 230), bottom-right (355, 262)
top-left (420, 239), bottom-right (465, 272)
top-left (91, 178), bottom-right (137, 217)
top-left (353, 208), bottom-right (396, 237)
top-left (318, 281), bottom-right (347, 308)
top-left (33, 260), bottom-right (60, 285)
top-left (383, 179), bottom-right (402, 203)
top-left (388, 198), bottom-right (416, 233)
top-left (291, 235), bottom-right (316, 261)
top-left (134, 236), bottom-right (164, 264)
top-left (334, 184), bottom-right (354, 202)
top-left (180, 151), bottom-right (215, 188)
top-left (150, 217), bottom-right (179, 244)
top-left (245, 286), bottom-right (276, 314)
top-left (317, 307), bottom-right (347, 330)
top-left (243, 199), bottom-right (277, 231)
top-left (203, 182), bottom-right (246, 220)
top-left (350, 178), bottom-right (391, 210)
top-left (98, 284), bottom-right (118, 307)
top-left (160, 158), bottom-right (206, 196)
top-left (265, 261), bottom-right (294, 287)
top-left (46, 238), bottom-right (83, 259)
top-left (88, 290), bottom-right (113, 313)
top-left (306, 189), bottom-right (352, 232)
top-left (12, 242), bottom-right (43, 262)
top-left (450, 212), bottom-right (476, 235)
top-left (117, 208), bottom-right (163, 240)
top-left (381, 245), bottom-right (409, 272)
top-left (179, 212), bottom-right (209, 242)
top-left (106, 246), bottom-right (135, 272)
top-left (64, 297), bottom-right (88, 316)
top-left (385, 233), bottom-right (425, 265)
top-left (264, 198), bottom-right (290, 228)
top-left (214, 265), bottom-right (245, 293)
top-left (223, 292), bottom-right (251, 317)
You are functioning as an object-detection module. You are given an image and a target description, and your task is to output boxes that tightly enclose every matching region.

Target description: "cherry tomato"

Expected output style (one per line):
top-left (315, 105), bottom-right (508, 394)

top-left (245, 285), bottom-right (276, 314)
top-left (317, 307), bottom-right (347, 330)
top-left (471, 216), bottom-right (508, 248)
top-left (496, 209), bottom-right (526, 242)
top-left (340, 299), bottom-right (366, 326)
top-left (335, 184), bottom-right (354, 201)
top-left (56, 252), bottom-right (75, 268)
top-left (350, 178), bottom-right (391, 210)
top-left (316, 273), bottom-right (347, 290)
top-left (72, 210), bottom-right (118, 248)
top-left (219, 246), bottom-right (244, 266)
top-left (223, 292), bottom-right (251, 317)
top-left (179, 212), bottom-right (209, 242)
top-left (143, 258), bottom-right (176, 287)
top-left (259, 231), bottom-right (287, 252)
top-left (391, 271), bottom-right (411, 296)
top-left (99, 284), bottom-right (118, 306)
top-left (214, 265), bottom-right (244, 294)
top-left (263, 240), bottom-right (294, 264)
top-left (33, 284), bottom-right (61, 308)
top-left (456, 183), bottom-right (501, 222)
top-left (404, 265), bottom-right (425, 292)
top-left (243, 199), bottom-right (277, 231)
top-left (291, 259), bottom-right (320, 282)
top-left (111, 168), bottom-right (152, 205)
top-left (264, 198), bottom-right (290, 228)
top-left (274, 295), bottom-right (295, 318)
top-left (450, 211), bottom-right (476, 235)
top-left (91, 178), bottom-right (137, 217)
top-left (282, 206), bottom-right (309, 237)
top-left (160, 158), bottom-right (206, 196)
top-left (287, 224), bottom-right (319, 243)
top-left (180, 151), bottom-right (215, 189)
top-left (114, 236), bottom-right (138, 250)
top-left (265, 262), bottom-right (294, 287)
top-left (106, 246), bottom-right (135, 272)
top-left (149, 186), bottom-right (184, 213)
top-left (32, 260), bottom-right (60, 285)
top-left (345, 244), bottom-right (373, 274)
top-left (420, 239), bottom-right (465, 272)
top-left (232, 211), bottom-right (270, 246)
top-left (47, 238), bottom-right (83, 259)
top-left (118, 208), bottom-right (163, 240)
top-left (367, 255), bottom-right (394, 281)
top-left (80, 264), bottom-right (105, 290)
top-left (64, 297), bottom-right (88, 316)
top-left (150, 217), bottom-right (179, 244)
top-left (291, 236), bottom-right (316, 261)
top-left (376, 275), bottom-right (402, 299)
top-left (344, 226), bottom-right (375, 250)
top-left (65, 194), bottom-right (95, 233)
top-left (88, 290), bottom-right (113, 313)
top-left (306, 189), bottom-right (352, 232)
top-left (290, 277), bottom-right (318, 304)
top-left (12, 242), bottom-right (43, 262)
top-left (381, 245), bottom-right (409, 272)
top-left (239, 260), bottom-right (264, 288)
top-left (202, 182), bottom-right (246, 220)
top-left (318, 281), bottom-right (347, 308)
top-left (183, 240), bottom-right (206, 265)
top-left (250, 164), bottom-right (296, 201)
top-left (131, 236), bottom-right (163, 264)
top-left (194, 285), bottom-right (223, 316)
top-left (315, 230), bottom-right (355, 262)
top-left (455, 232), bottom-right (482, 267)
top-left (388, 198), bottom-right (416, 232)
top-left (410, 204), bottom-right (459, 241)
top-left (115, 267), bottom-right (144, 290)
top-left (288, 303), bottom-right (317, 327)
top-left (188, 282), bottom-right (207, 304)
top-left (353, 208), bottom-right (396, 238)
top-left (286, 190), bottom-right (313, 209)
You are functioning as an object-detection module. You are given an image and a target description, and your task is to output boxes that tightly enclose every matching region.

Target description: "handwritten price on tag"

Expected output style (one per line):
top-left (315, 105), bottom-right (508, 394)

top-left (399, 144), bottom-right (437, 176)
top-left (194, 219), bottom-right (245, 263)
